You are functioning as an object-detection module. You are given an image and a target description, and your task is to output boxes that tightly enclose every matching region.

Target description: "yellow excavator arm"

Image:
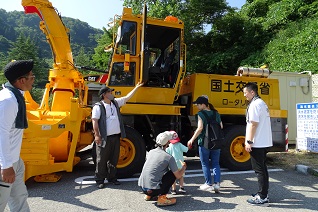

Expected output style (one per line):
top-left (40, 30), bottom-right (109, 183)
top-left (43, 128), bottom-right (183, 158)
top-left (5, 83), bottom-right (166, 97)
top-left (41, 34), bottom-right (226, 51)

top-left (22, 0), bottom-right (73, 69)
top-left (22, 0), bottom-right (85, 111)
top-left (20, 0), bottom-right (93, 182)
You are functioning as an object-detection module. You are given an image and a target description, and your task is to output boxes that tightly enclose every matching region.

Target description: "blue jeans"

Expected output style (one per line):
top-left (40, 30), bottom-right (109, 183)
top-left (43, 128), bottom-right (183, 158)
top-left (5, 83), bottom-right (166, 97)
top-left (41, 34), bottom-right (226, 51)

top-left (199, 146), bottom-right (221, 185)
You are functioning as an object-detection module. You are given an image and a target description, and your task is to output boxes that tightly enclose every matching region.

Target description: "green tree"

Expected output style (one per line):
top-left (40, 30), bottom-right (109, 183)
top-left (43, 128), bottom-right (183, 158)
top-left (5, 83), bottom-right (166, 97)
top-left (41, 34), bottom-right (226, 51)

top-left (7, 33), bottom-right (49, 86)
top-left (240, 0), bottom-right (318, 73)
top-left (262, 17), bottom-right (318, 72)
top-left (0, 52), bottom-right (8, 84)
top-left (92, 28), bottom-right (113, 71)
top-left (5, 34), bottom-right (51, 102)
top-left (74, 46), bottom-right (92, 74)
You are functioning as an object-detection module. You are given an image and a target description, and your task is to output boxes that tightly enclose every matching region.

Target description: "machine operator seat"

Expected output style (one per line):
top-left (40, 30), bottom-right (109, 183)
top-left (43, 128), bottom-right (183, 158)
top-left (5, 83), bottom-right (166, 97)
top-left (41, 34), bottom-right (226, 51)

top-left (148, 50), bottom-right (177, 87)
top-left (153, 53), bottom-right (164, 68)
top-left (149, 52), bottom-right (163, 74)
top-left (161, 50), bottom-right (176, 73)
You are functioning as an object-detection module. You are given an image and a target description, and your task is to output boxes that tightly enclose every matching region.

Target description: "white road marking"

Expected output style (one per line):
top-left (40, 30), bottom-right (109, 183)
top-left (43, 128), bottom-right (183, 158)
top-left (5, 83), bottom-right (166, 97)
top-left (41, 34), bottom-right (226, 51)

top-left (74, 168), bottom-right (283, 185)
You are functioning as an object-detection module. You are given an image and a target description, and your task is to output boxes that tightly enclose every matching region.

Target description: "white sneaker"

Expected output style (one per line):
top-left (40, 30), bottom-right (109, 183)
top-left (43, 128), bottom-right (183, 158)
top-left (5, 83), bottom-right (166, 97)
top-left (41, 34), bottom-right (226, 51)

top-left (178, 187), bottom-right (186, 193)
top-left (206, 186), bottom-right (214, 192)
top-left (199, 184), bottom-right (213, 191)
top-left (247, 194), bottom-right (269, 207)
top-left (213, 184), bottom-right (220, 193)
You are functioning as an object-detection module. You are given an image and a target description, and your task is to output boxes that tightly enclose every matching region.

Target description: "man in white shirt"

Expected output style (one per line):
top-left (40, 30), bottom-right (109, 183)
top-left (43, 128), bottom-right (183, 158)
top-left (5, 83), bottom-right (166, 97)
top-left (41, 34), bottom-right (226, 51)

top-left (243, 82), bottom-right (272, 207)
top-left (92, 82), bottom-right (143, 188)
top-left (0, 60), bottom-right (35, 212)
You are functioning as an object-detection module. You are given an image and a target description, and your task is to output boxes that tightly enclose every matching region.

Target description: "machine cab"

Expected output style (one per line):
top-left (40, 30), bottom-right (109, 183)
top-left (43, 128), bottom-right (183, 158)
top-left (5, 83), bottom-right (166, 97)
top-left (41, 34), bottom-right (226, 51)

top-left (107, 8), bottom-right (185, 104)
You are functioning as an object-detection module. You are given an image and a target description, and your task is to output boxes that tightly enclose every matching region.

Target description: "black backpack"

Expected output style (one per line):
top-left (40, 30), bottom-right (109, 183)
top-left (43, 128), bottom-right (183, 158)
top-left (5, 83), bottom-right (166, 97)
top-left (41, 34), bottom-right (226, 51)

top-left (201, 110), bottom-right (224, 150)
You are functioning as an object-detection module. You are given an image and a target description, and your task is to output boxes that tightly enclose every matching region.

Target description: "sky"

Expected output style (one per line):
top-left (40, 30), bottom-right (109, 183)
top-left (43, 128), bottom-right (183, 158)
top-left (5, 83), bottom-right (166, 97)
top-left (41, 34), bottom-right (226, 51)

top-left (0, 0), bottom-right (246, 29)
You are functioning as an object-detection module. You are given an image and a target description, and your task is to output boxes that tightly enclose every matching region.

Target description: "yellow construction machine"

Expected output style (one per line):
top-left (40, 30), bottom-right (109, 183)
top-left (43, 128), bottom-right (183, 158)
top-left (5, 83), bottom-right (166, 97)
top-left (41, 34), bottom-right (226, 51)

top-left (20, 0), bottom-right (287, 181)
top-left (21, 0), bottom-right (93, 182)
top-left (92, 5), bottom-right (287, 173)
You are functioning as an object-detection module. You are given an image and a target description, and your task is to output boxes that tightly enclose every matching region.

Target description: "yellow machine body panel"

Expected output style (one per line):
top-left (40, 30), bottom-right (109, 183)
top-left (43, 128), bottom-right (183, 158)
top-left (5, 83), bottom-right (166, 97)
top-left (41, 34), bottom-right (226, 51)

top-left (120, 104), bottom-right (184, 115)
top-left (179, 73), bottom-right (287, 118)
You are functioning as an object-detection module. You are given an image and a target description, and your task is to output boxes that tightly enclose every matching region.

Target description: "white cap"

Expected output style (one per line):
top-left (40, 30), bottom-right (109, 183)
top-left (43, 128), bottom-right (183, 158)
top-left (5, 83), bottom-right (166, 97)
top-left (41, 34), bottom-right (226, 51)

top-left (156, 131), bottom-right (175, 146)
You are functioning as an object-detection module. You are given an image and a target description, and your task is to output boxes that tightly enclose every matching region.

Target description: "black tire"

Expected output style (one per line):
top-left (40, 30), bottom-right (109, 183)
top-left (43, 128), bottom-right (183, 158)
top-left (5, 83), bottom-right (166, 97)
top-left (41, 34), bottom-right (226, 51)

top-left (221, 125), bottom-right (252, 171)
top-left (116, 126), bottom-right (146, 178)
top-left (91, 126), bottom-right (146, 178)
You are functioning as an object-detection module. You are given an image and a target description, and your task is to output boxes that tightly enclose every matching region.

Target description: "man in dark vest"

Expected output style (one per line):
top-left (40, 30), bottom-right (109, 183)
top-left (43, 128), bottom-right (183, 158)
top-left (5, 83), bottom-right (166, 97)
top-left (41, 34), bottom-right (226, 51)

top-left (92, 82), bottom-right (143, 188)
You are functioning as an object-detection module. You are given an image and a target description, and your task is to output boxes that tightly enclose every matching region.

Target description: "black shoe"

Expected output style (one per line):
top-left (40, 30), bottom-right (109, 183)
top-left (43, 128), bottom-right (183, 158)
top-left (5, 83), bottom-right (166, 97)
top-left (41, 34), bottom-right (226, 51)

top-left (97, 183), bottom-right (104, 189)
top-left (110, 179), bottom-right (121, 185)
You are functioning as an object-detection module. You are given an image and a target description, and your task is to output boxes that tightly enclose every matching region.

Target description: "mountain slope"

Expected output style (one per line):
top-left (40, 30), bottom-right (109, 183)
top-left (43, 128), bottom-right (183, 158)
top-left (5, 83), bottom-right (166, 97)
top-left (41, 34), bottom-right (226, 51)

top-left (0, 9), bottom-right (103, 59)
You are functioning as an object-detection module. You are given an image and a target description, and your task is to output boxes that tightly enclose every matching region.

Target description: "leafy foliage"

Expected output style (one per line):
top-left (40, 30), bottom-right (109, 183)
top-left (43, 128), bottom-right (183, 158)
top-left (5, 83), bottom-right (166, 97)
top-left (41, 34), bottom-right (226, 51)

top-left (262, 17), bottom-right (318, 72)
top-left (92, 28), bottom-right (113, 71)
top-left (63, 17), bottom-right (103, 56)
top-left (240, 0), bottom-right (318, 73)
top-left (5, 34), bottom-right (49, 87)
top-left (0, 33), bottom-right (49, 103)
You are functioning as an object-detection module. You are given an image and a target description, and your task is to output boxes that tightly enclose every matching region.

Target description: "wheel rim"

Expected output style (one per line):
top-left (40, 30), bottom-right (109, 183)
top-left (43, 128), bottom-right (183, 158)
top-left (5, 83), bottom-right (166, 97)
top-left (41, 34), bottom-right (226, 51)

top-left (230, 136), bottom-right (250, 163)
top-left (117, 138), bottom-right (136, 168)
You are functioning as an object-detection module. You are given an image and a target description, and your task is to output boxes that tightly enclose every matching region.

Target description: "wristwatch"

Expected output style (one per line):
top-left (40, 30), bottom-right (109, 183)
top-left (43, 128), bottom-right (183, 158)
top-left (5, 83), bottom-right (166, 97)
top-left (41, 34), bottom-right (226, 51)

top-left (247, 140), bottom-right (253, 144)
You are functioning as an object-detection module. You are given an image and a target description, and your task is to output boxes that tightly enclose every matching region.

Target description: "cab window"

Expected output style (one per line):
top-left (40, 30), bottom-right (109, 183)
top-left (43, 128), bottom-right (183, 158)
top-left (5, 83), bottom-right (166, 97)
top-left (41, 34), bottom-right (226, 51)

top-left (115, 21), bottom-right (136, 55)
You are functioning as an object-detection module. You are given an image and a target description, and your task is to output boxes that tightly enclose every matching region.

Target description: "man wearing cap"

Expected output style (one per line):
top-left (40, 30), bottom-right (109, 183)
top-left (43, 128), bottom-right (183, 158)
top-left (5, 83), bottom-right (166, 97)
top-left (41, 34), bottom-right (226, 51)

top-left (92, 82), bottom-right (143, 188)
top-left (138, 131), bottom-right (187, 207)
top-left (0, 60), bottom-right (35, 212)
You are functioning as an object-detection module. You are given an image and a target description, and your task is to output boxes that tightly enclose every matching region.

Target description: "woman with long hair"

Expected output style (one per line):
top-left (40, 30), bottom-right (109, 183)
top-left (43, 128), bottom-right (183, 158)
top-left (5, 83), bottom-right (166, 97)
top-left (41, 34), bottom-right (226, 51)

top-left (187, 95), bottom-right (223, 193)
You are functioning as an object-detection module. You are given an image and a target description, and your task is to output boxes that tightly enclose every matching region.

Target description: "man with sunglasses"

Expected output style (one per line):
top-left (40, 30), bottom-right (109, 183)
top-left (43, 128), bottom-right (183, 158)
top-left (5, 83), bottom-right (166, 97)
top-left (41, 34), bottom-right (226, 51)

top-left (0, 60), bottom-right (35, 212)
top-left (92, 82), bottom-right (143, 189)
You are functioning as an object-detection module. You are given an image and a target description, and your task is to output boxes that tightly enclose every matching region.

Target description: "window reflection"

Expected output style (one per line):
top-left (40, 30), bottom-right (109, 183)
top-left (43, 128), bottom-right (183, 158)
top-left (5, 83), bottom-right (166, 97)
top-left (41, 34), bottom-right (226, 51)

top-left (115, 21), bottom-right (136, 55)
top-left (109, 62), bottom-right (135, 86)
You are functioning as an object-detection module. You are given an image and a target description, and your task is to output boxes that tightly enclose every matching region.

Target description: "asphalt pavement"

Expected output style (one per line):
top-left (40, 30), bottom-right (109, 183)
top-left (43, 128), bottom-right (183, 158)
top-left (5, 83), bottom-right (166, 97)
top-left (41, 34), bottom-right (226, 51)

top-left (4, 156), bottom-right (318, 212)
